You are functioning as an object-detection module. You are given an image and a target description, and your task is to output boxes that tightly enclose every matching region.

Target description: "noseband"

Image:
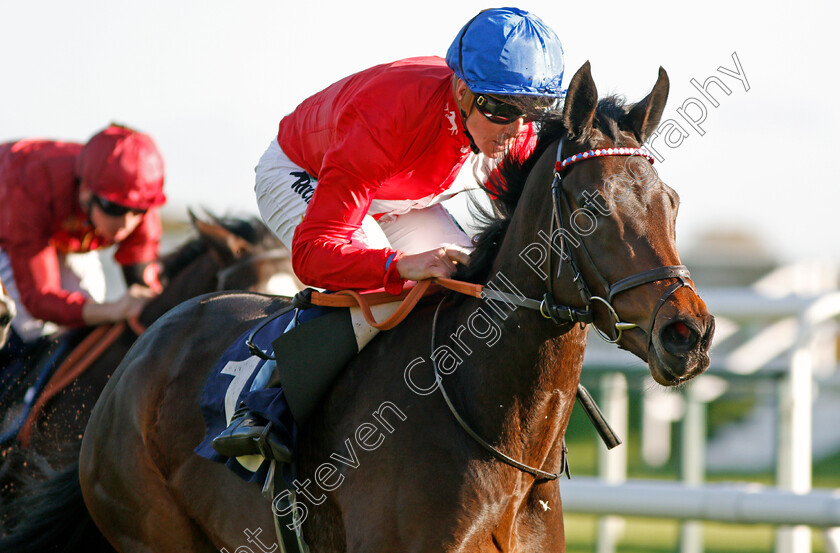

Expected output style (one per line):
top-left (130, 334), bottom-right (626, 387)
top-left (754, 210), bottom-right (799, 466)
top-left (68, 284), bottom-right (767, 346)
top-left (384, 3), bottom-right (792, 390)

top-left (542, 140), bottom-right (695, 346)
top-left (428, 139), bottom-right (699, 481)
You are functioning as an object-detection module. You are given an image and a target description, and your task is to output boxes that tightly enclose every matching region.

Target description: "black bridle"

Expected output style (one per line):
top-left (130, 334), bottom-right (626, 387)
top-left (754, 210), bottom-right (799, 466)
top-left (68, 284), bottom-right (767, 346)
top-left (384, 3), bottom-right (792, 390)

top-left (545, 139), bottom-right (695, 346)
top-left (431, 139), bottom-right (696, 480)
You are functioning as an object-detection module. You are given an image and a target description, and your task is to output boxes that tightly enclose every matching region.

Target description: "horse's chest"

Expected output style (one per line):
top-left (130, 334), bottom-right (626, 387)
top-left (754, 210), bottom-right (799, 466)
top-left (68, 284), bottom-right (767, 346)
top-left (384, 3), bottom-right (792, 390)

top-left (448, 482), bottom-right (559, 553)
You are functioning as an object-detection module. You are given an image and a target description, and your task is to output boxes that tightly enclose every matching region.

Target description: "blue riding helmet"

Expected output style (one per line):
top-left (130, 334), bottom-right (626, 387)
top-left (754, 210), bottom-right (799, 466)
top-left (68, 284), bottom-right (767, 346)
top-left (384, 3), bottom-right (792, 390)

top-left (446, 7), bottom-right (565, 97)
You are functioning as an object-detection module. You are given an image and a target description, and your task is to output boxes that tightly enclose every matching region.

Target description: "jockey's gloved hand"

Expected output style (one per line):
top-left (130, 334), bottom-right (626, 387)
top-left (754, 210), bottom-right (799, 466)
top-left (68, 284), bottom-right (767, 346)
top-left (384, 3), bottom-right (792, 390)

top-left (395, 246), bottom-right (470, 282)
top-left (81, 284), bottom-right (159, 326)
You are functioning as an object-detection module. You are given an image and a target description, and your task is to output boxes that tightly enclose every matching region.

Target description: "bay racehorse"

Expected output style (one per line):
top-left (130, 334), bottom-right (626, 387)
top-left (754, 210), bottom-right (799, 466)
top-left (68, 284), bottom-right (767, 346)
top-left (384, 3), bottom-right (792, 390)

top-left (0, 213), bottom-right (300, 510)
top-left (4, 62), bottom-right (714, 552)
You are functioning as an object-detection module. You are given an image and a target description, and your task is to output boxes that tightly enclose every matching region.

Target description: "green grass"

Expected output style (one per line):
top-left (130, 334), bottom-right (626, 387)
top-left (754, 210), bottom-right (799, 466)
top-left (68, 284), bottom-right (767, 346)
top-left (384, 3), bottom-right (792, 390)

top-left (565, 515), bottom-right (679, 553)
top-left (564, 515), bottom-right (829, 553)
top-left (558, 378), bottom-right (838, 552)
top-left (566, 378), bottom-right (840, 485)
top-left (813, 449), bottom-right (840, 488)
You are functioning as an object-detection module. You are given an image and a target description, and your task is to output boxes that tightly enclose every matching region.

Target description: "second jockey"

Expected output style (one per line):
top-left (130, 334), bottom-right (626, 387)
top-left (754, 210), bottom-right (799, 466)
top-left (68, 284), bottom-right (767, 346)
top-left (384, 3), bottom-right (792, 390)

top-left (0, 124), bottom-right (166, 366)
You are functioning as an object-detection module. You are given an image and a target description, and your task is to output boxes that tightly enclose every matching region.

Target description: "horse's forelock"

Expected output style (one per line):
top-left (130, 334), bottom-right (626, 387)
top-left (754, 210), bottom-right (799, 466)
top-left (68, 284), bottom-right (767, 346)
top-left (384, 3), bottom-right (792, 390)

top-left (594, 95), bottom-right (629, 141)
top-left (457, 97), bottom-right (631, 283)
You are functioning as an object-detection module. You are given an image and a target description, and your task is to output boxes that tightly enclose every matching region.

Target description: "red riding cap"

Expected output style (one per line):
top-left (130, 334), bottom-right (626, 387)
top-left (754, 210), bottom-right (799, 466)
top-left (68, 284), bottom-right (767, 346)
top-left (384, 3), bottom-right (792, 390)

top-left (76, 124), bottom-right (166, 211)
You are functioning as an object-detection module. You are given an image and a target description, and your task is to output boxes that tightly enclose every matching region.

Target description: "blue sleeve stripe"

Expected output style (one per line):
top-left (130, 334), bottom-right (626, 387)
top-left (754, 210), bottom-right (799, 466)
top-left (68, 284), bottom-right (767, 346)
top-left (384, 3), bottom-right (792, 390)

top-left (385, 252), bottom-right (397, 271)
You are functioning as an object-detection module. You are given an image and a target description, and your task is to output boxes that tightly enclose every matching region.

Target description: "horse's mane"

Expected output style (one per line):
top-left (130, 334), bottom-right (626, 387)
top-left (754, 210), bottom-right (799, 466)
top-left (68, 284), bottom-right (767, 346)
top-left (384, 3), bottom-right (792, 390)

top-left (455, 96), bottom-right (629, 283)
top-left (159, 216), bottom-right (273, 279)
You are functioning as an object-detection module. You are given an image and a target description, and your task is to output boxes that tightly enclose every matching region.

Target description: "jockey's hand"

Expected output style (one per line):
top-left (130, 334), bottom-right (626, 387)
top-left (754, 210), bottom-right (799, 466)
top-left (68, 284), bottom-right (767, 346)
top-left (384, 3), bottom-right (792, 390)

top-left (121, 284), bottom-right (159, 318)
top-left (396, 246), bottom-right (471, 282)
top-left (81, 284), bottom-right (159, 326)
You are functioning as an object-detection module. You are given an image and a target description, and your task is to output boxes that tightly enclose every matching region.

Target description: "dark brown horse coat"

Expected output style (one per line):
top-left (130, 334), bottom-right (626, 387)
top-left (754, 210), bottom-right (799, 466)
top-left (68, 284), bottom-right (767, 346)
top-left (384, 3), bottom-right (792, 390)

top-left (6, 63), bottom-right (714, 553)
top-left (0, 215), bottom-right (296, 508)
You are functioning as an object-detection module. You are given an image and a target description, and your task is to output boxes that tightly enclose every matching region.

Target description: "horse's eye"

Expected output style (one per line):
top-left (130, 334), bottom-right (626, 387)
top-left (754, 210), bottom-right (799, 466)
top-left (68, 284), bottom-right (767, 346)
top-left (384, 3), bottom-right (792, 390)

top-left (575, 189), bottom-right (610, 214)
top-left (580, 198), bottom-right (601, 216)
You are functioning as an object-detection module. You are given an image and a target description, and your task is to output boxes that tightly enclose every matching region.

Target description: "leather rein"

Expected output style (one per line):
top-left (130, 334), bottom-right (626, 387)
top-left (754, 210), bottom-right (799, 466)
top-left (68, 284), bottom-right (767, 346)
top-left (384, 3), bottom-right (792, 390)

top-left (18, 252), bottom-right (285, 447)
top-left (427, 139), bottom-right (696, 480)
top-left (248, 143), bottom-right (695, 480)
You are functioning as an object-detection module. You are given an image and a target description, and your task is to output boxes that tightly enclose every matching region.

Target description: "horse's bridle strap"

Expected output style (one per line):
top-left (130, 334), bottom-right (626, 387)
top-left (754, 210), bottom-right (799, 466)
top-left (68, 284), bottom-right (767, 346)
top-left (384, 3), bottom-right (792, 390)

top-left (555, 147), bottom-right (655, 172)
top-left (608, 265), bottom-right (692, 302)
top-left (430, 297), bottom-right (566, 481)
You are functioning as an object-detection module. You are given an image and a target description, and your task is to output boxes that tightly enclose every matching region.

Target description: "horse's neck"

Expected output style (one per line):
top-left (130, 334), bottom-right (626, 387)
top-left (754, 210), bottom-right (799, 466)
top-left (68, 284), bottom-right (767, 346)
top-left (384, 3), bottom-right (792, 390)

top-left (446, 290), bottom-right (584, 473)
top-left (446, 165), bottom-right (587, 462)
top-left (139, 255), bottom-right (219, 327)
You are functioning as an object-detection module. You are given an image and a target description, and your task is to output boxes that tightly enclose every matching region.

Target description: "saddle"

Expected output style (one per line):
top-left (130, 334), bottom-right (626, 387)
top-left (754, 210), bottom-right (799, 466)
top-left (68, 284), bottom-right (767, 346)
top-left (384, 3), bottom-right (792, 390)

top-left (195, 301), bottom-right (357, 467)
top-left (196, 285), bottom-right (446, 553)
top-left (196, 300), bottom-right (358, 553)
top-left (197, 281), bottom-right (621, 553)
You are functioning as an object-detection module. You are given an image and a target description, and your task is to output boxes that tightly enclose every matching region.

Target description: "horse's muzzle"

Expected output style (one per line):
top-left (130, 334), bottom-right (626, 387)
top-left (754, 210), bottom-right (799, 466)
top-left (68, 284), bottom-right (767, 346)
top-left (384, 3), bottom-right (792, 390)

top-left (649, 312), bottom-right (715, 385)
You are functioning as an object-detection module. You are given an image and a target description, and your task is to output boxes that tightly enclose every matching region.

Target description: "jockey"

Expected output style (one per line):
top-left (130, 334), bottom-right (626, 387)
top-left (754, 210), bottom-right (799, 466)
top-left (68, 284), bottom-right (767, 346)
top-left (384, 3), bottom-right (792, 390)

top-left (0, 124), bottom-right (166, 366)
top-left (211, 7), bottom-right (565, 459)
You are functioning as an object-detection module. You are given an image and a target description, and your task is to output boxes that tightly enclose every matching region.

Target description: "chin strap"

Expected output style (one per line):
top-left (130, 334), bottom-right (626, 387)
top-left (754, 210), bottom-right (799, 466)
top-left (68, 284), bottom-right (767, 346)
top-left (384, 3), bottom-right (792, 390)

top-left (453, 78), bottom-right (481, 154)
top-left (460, 111), bottom-right (481, 155)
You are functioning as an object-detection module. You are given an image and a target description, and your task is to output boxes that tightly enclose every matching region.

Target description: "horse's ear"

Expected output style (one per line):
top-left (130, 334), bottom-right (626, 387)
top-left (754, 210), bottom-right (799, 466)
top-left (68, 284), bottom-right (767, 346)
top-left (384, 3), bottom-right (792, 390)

top-left (202, 209), bottom-right (228, 228)
top-left (624, 67), bottom-right (670, 144)
top-left (562, 61), bottom-right (598, 141)
top-left (190, 210), bottom-right (253, 266)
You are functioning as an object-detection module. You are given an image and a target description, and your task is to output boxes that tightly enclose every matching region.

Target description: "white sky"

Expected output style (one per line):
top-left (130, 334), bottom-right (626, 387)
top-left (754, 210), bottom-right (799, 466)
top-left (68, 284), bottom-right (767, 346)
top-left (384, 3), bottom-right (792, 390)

top-left (1, 0), bottom-right (838, 262)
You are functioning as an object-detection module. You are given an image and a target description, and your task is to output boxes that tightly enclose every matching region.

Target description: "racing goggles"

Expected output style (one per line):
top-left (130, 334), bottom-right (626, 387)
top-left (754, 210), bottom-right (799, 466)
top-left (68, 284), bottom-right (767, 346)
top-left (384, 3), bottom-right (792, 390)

top-left (92, 195), bottom-right (146, 217)
top-left (473, 94), bottom-right (527, 124)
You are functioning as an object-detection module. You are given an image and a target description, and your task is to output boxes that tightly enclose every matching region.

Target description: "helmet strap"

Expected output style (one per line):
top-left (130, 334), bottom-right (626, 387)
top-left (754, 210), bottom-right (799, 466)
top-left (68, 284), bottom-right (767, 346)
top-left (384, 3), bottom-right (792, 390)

top-left (452, 78), bottom-right (480, 154)
top-left (460, 113), bottom-right (480, 155)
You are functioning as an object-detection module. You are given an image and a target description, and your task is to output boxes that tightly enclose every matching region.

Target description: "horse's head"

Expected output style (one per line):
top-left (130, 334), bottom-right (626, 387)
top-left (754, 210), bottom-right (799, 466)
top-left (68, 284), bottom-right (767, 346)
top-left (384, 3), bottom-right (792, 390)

top-left (551, 62), bottom-right (714, 385)
top-left (138, 212), bottom-right (301, 326)
top-left (187, 210), bottom-right (301, 295)
top-left (0, 277), bottom-right (15, 349)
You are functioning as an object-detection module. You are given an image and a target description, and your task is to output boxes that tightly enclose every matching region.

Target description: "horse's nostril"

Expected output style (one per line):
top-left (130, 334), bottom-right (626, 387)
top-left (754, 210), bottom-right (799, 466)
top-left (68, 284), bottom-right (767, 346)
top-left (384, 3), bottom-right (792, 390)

top-left (672, 321), bottom-right (690, 340)
top-left (0, 312), bottom-right (10, 326)
top-left (660, 320), bottom-right (699, 355)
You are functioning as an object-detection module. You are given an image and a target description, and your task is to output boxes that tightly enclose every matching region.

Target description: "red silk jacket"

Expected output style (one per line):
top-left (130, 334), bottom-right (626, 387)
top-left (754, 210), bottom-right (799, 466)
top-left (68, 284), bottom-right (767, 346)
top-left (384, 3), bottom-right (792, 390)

top-left (277, 56), bottom-right (535, 294)
top-left (0, 139), bottom-right (161, 326)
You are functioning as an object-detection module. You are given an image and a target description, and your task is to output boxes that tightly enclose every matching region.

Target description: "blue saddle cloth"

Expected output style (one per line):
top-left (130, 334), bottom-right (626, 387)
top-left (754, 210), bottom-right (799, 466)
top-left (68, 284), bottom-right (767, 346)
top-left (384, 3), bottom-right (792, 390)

top-left (194, 305), bottom-right (329, 483)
